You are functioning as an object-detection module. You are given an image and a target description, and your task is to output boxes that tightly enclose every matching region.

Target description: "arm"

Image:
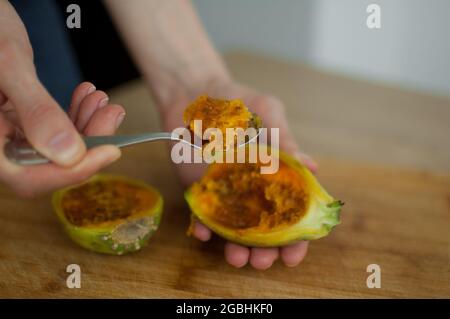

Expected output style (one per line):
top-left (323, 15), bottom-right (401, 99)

top-left (105, 0), bottom-right (315, 270)
top-left (104, 0), bottom-right (231, 113)
top-left (0, 0), bottom-right (85, 166)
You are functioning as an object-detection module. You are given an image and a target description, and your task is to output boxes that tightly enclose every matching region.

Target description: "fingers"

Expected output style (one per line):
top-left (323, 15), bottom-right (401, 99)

top-left (74, 90), bottom-right (109, 132)
top-left (192, 221), bottom-right (282, 270)
top-left (0, 112), bottom-right (13, 139)
top-left (219, 233), bottom-right (285, 271)
top-left (249, 247), bottom-right (279, 270)
top-left (293, 151), bottom-right (318, 174)
top-left (225, 243), bottom-right (250, 268)
top-left (0, 100), bottom-right (19, 126)
top-left (253, 94), bottom-right (318, 173)
top-left (0, 143), bottom-right (121, 198)
top-left (226, 242), bottom-right (308, 269)
top-left (68, 82), bottom-right (96, 121)
top-left (0, 80), bottom-right (124, 197)
top-left (277, 118), bottom-right (318, 173)
top-left (68, 83), bottom-right (126, 136)
top-left (193, 219), bottom-right (307, 269)
top-left (280, 241), bottom-right (309, 267)
top-left (84, 104), bottom-right (126, 136)
top-left (0, 40), bottom-right (85, 166)
top-left (192, 220), bottom-right (212, 242)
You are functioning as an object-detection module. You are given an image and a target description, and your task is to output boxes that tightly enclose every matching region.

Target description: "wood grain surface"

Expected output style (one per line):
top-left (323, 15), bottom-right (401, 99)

top-left (0, 53), bottom-right (449, 298)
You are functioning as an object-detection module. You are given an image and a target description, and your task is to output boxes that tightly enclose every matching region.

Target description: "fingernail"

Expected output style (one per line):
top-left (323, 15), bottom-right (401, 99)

top-left (98, 97), bottom-right (109, 108)
top-left (48, 131), bottom-right (83, 165)
top-left (284, 261), bottom-right (300, 268)
top-left (233, 261), bottom-right (248, 268)
top-left (87, 85), bottom-right (96, 95)
top-left (115, 112), bottom-right (126, 129)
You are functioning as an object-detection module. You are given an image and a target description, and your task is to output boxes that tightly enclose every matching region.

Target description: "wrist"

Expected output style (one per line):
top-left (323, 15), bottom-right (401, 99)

top-left (106, 0), bottom-right (232, 113)
top-left (146, 52), bottom-right (232, 113)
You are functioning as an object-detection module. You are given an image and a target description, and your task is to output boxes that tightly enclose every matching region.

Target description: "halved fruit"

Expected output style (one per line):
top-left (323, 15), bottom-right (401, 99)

top-left (52, 174), bottom-right (163, 255)
top-left (185, 147), bottom-right (342, 247)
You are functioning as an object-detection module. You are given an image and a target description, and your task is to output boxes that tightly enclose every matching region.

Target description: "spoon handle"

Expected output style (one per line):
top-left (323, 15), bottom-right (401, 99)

top-left (83, 132), bottom-right (173, 148)
top-left (5, 128), bottom-right (259, 166)
top-left (4, 132), bottom-right (179, 166)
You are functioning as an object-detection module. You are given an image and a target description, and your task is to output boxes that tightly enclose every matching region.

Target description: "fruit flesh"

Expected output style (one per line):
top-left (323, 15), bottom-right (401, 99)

top-left (189, 161), bottom-right (308, 232)
top-left (62, 179), bottom-right (159, 228)
top-left (53, 174), bottom-right (163, 255)
top-left (183, 95), bottom-right (254, 136)
top-left (185, 149), bottom-right (342, 247)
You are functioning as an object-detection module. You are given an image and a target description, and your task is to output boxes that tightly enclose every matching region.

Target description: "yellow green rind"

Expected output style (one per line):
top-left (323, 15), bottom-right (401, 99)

top-left (52, 174), bottom-right (163, 255)
top-left (185, 148), bottom-right (342, 247)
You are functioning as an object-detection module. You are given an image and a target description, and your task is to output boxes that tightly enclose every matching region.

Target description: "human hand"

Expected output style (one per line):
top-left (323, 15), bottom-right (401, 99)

top-left (0, 81), bottom-right (126, 197)
top-left (161, 80), bottom-right (318, 269)
top-left (0, 2), bottom-right (126, 197)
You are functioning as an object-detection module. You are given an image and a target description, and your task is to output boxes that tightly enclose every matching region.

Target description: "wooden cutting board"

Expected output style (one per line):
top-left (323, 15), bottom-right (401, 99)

top-left (0, 148), bottom-right (448, 298)
top-left (0, 53), bottom-right (449, 298)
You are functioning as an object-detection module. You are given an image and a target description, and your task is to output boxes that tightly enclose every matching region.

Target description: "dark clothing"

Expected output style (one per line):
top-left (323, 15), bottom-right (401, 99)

top-left (10, 0), bottom-right (82, 109)
top-left (9, 0), bottom-right (138, 109)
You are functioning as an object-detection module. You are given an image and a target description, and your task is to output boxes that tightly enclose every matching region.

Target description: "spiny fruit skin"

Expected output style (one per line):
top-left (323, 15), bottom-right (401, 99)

top-left (52, 174), bottom-right (163, 255)
top-left (185, 148), bottom-right (342, 247)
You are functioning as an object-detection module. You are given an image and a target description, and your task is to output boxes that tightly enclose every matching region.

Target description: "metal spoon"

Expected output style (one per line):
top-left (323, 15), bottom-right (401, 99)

top-left (4, 129), bottom-right (261, 166)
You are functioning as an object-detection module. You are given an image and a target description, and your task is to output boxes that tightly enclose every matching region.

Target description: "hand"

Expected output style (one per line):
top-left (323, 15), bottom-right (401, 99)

top-left (0, 3), bottom-right (125, 197)
top-left (0, 81), bottom-right (126, 197)
top-left (161, 80), bottom-right (318, 269)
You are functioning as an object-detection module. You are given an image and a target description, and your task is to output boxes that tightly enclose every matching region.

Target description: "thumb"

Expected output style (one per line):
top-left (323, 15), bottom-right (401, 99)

top-left (0, 42), bottom-right (85, 166)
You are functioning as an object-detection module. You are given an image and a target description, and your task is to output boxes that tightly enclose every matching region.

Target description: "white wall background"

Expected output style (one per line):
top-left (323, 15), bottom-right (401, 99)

top-left (193, 0), bottom-right (450, 98)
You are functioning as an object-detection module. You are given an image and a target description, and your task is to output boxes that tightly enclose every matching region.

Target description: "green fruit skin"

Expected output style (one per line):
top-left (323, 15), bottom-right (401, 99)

top-left (53, 174), bottom-right (163, 255)
top-left (57, 208), bottom-right (163, 255)
top-left (185, 149), bottom-right (342, 247)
